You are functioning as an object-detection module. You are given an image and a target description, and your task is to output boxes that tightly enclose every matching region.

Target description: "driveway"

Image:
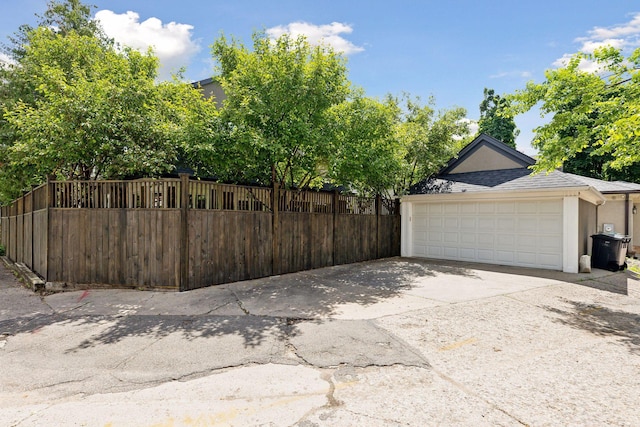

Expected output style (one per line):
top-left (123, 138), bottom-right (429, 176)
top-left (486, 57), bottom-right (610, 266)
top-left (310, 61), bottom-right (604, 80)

top-left (1, 257), bottom-right (639, 426)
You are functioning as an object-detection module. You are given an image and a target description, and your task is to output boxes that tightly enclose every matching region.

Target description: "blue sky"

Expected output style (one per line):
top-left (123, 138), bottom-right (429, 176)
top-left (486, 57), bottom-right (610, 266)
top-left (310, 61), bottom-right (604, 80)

top-left (2, 1), bottom-right (639, 154)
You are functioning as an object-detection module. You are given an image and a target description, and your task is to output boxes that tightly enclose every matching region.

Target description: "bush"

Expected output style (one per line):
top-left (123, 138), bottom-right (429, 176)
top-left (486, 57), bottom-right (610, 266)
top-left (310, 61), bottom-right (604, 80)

top-left (0, 245), bottom-right (5, 256)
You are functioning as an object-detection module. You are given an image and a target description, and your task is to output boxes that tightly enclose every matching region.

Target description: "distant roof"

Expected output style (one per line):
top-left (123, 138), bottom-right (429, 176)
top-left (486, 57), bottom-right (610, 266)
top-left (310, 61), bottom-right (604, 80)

top-left (439, 133), bottom-right (535, 175)
top-left (191, 77), bottom-right (217, 87)
top-left (410, 134), bottom-right (640, 195)
top-left (412, 168), bottom-right (640, 194)
top-left (562, 173), bottom-right (640, 193)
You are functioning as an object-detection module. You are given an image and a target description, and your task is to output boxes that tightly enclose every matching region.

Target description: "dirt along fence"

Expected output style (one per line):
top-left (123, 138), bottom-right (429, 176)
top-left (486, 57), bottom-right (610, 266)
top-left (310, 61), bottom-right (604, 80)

top-left (0, 175), bottom-right (400, 291)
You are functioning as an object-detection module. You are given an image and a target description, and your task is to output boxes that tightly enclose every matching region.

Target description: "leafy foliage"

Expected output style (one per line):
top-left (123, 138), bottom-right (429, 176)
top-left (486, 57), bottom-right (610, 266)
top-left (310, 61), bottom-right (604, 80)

top-left (394, 96), bottom-right (469, 195)
top-left (1, 0), bottom-right (106, 62)
top-left (0, 2), bottom-right (471, 202)
top-left (478, 88), bottom-right (519, 148)
top-left (211, 32), bottom-right (350, 188)
top-left (327, 94), bottom-right (402, 196)
top-left (510, 46), bottom-right (640, 176)
top-left (0, 4), bottom-right (217, 202)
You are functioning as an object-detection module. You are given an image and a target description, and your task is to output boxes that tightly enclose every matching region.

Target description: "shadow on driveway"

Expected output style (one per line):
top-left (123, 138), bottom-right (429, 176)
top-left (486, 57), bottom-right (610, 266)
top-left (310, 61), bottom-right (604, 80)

top-left (545, 300), bottom-right (640, 354)
top-left (2, 257), bottom-right (630, 351)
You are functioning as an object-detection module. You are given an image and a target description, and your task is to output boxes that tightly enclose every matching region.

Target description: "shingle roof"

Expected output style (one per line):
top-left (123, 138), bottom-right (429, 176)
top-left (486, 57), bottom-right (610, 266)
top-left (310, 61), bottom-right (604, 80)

top-left (410, 168), bottom-right (640, 195)
top-left (562, 173), bottom-right (640, 193)
top-left (439, 133), bottom-right (535, 175)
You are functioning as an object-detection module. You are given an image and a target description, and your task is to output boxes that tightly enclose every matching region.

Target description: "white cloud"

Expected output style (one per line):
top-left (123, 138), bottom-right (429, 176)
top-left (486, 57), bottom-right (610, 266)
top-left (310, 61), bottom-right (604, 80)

top-left (577, 12), bottom-right (640, 43)
top-left (0, 52), bottom-right (14, 68)
top-left (266, 22), bottom-right (364, 55)
top-left (489, 70), bottom-right (532, 79)
top-left (553, 12), bottom-right (640, 71)
top-left (552, 53), bottom-right (606, 73)
top-left (456, 118), bottom-right (478, 139)
top-left (95, 10), bottom-right (200, 79)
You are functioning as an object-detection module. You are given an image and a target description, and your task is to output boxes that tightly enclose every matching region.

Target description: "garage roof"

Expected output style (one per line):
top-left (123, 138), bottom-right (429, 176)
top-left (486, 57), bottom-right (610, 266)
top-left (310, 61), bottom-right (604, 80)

top-left (410, 134), bottom-right (640, 196)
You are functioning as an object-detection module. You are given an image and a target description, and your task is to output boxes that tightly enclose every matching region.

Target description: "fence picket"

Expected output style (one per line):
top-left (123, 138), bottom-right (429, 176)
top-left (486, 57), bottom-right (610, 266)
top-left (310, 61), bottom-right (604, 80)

top-left (0, 178), bottom-right (400, 290)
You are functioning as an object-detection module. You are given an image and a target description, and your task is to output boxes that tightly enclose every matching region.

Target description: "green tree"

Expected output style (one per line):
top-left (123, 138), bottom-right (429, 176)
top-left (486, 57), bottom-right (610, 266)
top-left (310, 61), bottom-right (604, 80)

top-left (211, 32), bottom-right (350, 188)
top-left (395, 96), bottom-right (469, 194)
top-left (510, 46), bottom-right (640, 175)
top-left (1, 26), bottom-right (218, 201)
top-left (1, 0), bottom-right (105, 61)
top-left (327, 94), bottom-right (402, 197)
top-left (0, 0), bottom-right (108, 165)
top-left (478, 88), bottom-right (519, 148)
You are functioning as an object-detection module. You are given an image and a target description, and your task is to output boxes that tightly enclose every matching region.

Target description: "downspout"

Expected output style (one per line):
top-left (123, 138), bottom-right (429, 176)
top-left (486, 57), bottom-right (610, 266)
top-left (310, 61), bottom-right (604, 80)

top-left (625, 193), bottom-right (630, 236)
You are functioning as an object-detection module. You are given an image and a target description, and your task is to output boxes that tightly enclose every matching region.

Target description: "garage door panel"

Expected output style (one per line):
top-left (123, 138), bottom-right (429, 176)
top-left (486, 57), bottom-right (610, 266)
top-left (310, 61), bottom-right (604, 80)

top-left (516, 217), bottom-right (538, 233)
top-left (497, 217), bottom-right (515, 231)
top-left (428, 204), bottom-right (443, 214)
top-left (478, 218), bottom-right (495, 230)
top-left (443, 247), bottom-right (458, 258)
top-left (477, 249), bottom-right (494, 261)
top-left (444, 232), bottom-right (458, 243)
top-left (496, 250), bottom-right (515, 263)
top-left (444, 204), bottom-right (459, 214)
top-left (538, 253), bottom-right (561, 268)
top-left (428, 217), bottom-right (443, 228)
top-left (461, 217), bottom-right (476, 229)
top-left (477, 233), bottom-right (494, 245)
top-left (539, 217), bottom-right (563, 234)
top-left (517, 202), bottom-right (539, 214)
top-left (516, 252), bottom-right (537, 265)
top-left (444, 217), bottom-right (459, 228)
top-left (460, 233), bottom-right (476, 245)
top-left (428, 231), bottom-right (442, 242)
top-left (459, 248), bottom-right (476, 260)
top-left (497, 202), bottom-right (516, 213)
top-left (539, 200), bottom-right (562, 213)
top-left (460, 203), bottom-right (477, 214)
top-left (427, 246), bottom-right (443, 257)
top-left (412, 200), bottom-right (563, 270)
top-left (496, 234), bottom-right (515, 247)
top-left (478, 204), bottom-right (495, 214)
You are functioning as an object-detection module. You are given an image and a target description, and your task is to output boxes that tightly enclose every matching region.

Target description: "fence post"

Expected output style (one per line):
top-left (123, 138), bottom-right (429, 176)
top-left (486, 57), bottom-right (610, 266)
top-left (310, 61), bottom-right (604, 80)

top-left (30, 185), bottom-right (35, 269)
top-left (45, 177), bottom-right (51, 281)
top-left (376, 194), bottom-right (381, 259)
top-left (332, 190), bottom-right (339, 266)
top-left (179, 174), bottom-right (190, 291)
top-left (272, 182), bottom-right (280, 275)
top-left (20, 193), bottom-right (25, 264)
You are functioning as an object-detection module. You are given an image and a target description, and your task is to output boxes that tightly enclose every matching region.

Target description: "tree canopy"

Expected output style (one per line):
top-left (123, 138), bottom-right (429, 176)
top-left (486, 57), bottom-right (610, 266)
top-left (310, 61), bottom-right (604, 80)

top-left (211, 32), bottom-right (350, 189)
top-left (477, 88), bottom-right (519, 148)
top-left (394, 96), bottom-right (469, 195)
top-left (510, 46), bottom-right (640, 176)
top-left (0, 1), bottom-right (217, 201)
top-left (0, 0), bottom-right (470, 202)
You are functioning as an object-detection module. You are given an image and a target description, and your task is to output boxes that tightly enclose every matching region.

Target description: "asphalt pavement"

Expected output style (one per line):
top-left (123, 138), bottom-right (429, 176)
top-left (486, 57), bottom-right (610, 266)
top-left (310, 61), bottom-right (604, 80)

top-left (1, 257), bottom-right (639, 426)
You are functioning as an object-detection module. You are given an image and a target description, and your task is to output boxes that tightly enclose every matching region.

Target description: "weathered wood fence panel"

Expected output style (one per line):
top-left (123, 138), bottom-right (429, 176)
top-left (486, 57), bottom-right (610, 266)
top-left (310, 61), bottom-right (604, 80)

top-left (187, 210), bottom-right (273, 290)
top-left (1, 178), bottom-right (400, 291)
top-left (378, 214), bottom-right (401, 258)
top-left (47, 209), bottom-right (181, 288)
top-left (334, 214), bottom-right (378, 265)
top-left (277, 212), bottom-right (333, 275)
top-left (32, 210), bottom-right (48, 277)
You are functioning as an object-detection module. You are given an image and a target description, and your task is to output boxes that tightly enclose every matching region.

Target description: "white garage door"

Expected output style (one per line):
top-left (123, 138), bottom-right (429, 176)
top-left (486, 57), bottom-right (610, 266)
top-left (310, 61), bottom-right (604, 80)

top-left (412, 199), bottom-right (563, 270)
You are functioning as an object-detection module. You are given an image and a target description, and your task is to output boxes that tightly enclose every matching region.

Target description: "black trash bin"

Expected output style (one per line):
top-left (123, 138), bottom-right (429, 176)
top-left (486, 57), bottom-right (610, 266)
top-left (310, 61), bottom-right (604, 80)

top-left (591, 234), bottom-right (631, 271)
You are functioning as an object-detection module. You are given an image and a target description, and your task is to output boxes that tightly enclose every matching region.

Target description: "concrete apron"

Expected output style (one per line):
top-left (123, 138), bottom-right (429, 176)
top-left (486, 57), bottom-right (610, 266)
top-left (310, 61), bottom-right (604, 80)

top-left (1, 257), bottom-right (639, 426)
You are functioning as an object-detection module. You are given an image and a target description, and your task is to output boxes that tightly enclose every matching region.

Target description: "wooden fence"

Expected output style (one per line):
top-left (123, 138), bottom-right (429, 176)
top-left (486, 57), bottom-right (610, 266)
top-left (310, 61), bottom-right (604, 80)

top-left (0, 176), bottom-right (400, 291)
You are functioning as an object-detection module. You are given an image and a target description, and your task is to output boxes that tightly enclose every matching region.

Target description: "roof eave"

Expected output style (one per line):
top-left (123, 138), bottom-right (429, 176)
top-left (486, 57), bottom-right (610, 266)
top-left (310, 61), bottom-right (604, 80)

top-left (402, 185), bottom-right (606, 205)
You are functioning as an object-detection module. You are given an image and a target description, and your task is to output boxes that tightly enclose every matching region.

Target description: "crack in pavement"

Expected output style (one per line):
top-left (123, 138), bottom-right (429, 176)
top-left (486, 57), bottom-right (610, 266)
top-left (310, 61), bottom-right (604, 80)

top-left (203, 300), bottom-right (237, 315)
top-left (431, 367), bottom-right (529, 426)
top-left (230, 289), bottom-right (251, 315)
top-left (320, 372), bottom-right (341, 408)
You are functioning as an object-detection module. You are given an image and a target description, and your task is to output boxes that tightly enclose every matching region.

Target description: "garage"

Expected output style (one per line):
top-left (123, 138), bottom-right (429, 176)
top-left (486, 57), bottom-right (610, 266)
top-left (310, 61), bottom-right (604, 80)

top-left (410, 199), bottom-right (563, 270)
top-left (401, 134), bottom-right (611, 273)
